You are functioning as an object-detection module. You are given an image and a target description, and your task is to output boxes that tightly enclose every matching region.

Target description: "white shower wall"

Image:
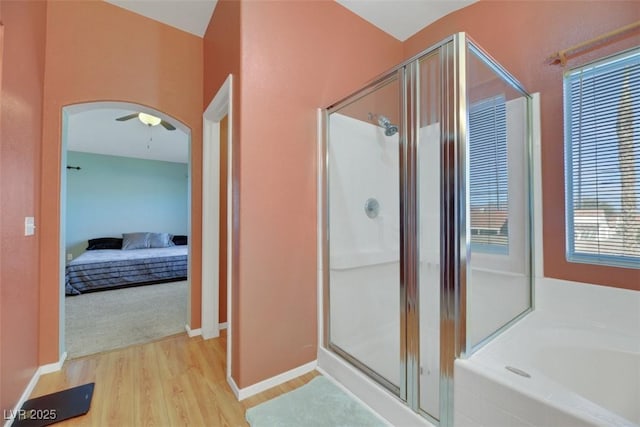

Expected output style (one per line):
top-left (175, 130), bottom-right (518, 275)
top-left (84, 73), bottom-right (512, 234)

top-left (329, 112), bottom-right (400, 385)
top-left (329, 113), bottom-right (400, 267)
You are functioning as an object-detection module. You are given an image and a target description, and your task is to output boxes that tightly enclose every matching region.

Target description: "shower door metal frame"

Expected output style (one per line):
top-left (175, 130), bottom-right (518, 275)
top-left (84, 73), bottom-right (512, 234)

top-left (402, 56), bottom-right (420, 412)
top-left (434, 34), bottom-right (468, 426)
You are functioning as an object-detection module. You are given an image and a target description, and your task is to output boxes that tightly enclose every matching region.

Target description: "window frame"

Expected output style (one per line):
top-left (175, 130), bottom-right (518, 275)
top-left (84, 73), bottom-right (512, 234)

top-left (563, 47), bottom-right (640, 269)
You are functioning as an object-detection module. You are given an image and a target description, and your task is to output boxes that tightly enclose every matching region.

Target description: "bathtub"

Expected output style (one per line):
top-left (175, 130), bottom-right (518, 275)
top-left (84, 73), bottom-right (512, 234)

top-left (455, 308), bottom-right (640, 427)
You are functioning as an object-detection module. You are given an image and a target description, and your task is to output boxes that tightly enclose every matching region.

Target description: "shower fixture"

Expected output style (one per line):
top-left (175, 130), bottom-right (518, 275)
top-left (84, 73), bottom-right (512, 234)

top-left (368, 113), bottom-right (398, 136)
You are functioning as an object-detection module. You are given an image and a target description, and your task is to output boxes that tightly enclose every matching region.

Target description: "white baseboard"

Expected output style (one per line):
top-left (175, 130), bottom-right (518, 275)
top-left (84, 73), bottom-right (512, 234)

top-left (3, 353), bottom-right (67, 427)
top-left (227, 375), bottom-right (241, 400)
top-left (40, 352), bottom-right (67, 374)
top-left (231, 360), bottom-right (318, 401)
top-left (186, 323), bottom-right (226, 337)
top-left (201, 327), bottom-right (219, 340)
top-left (185, 324), bottom-right (201, 337)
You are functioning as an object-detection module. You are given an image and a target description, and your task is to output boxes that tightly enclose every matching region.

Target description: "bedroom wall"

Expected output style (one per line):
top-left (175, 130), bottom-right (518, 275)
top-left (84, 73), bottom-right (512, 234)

top-left (403, 0), bottom-right (639, 291)
top-left (65, 151), bottom-right (189, 259)
top-left (40, 0), bottom-right (203, 365)
top-left (0, 0), bottom-right (47, 415)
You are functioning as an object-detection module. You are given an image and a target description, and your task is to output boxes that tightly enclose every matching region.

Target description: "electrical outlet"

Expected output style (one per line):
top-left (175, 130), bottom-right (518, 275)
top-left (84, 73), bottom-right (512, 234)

top-left (67, 253), bottom-right (73, 261)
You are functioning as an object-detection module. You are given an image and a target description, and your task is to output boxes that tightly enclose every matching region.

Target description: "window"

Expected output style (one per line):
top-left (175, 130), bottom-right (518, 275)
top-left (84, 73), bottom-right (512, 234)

top-left (469, 96), bottom-right (509, 254)
top-left (564, 48), bottom-right (640, 268)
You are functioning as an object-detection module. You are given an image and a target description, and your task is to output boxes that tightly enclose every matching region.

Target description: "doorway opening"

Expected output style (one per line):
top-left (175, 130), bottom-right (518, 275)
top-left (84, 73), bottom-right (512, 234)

top-left (202, 74), bottom-right (234, 381)
top-left (60, 101), bottom-right (192, 358)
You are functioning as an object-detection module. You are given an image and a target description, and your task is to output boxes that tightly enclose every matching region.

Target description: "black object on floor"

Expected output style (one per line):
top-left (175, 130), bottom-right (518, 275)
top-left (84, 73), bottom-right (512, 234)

top-left (12, 383), bottom-right (94, 427)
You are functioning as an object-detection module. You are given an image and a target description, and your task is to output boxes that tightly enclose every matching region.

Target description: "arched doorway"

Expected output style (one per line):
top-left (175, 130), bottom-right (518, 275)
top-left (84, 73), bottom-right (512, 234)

top-left (60, 101), bottom-right (192, 358)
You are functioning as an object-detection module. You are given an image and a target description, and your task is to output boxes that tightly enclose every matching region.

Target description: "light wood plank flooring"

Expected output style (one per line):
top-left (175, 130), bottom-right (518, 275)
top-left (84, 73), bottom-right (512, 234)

top-left (30, 330), bottom-right (319, 426)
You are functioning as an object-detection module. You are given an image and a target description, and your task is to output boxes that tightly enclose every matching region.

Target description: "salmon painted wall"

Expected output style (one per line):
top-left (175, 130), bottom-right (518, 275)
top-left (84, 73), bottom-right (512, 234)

top-left (404, 1), bottom-right (640, 291)
top-left (234, 1), bottom-right (402, 387)
top-left (202, 0), bottom-right (241, 380)
top-left (39, 0), bottom-right (203, 364)
top-left (203, 0), bottom-right (241, 107)
top-left (0, 0), bottom-right (47, 413)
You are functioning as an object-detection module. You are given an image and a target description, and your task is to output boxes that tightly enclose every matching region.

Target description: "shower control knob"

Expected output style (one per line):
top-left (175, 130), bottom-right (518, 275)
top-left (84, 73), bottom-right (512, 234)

top-left (364, 198), bottom-right (380, 219)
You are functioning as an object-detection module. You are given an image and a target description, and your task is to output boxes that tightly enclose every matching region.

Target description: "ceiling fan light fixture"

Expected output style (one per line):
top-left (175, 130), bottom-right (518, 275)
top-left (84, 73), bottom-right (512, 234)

top-left (138, 112), bottom-right (162, 127)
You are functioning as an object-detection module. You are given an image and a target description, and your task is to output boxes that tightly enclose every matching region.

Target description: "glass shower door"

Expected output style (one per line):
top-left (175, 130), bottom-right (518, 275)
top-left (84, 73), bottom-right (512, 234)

top-left (327, 73), bottom-right (402, 392)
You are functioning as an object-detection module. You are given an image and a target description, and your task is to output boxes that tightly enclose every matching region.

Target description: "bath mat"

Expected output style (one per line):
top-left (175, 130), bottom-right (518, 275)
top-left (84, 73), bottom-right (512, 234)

top-left (245, 376), bottom-right (387, 427)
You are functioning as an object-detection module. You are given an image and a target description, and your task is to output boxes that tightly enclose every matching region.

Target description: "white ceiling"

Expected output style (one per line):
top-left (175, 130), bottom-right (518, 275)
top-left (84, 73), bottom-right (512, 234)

top-left (104, 0), bottom-right (218, 38)
top-left (336, 0), bottom-right (476, 41)
top-left (67, 107), bottom-right (189, 164)
top-left (79, 1), bottom-right (475, 163)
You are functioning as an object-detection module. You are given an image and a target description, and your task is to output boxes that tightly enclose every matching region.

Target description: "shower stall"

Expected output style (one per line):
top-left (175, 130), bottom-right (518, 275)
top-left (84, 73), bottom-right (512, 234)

top-left (320, 33), bottom-right (533, 426)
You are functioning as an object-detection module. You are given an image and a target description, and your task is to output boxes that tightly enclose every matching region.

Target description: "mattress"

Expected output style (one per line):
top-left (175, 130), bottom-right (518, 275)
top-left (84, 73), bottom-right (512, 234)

top-left (65, 246), bottom-right (188, 295)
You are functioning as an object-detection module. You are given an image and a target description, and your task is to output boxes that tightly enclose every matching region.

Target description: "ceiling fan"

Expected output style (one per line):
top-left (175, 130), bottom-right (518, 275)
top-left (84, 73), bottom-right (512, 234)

top-left (115, 112), bottom-right (176, 131)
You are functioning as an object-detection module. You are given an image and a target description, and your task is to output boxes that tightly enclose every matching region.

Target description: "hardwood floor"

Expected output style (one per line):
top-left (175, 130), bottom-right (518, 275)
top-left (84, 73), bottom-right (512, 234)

top-left (30, 331), bottom-right (319, 426)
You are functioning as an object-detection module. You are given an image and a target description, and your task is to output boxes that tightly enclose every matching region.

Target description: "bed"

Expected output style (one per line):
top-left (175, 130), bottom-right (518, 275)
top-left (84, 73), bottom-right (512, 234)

top-left (65, 246), bottom-right (188, 295)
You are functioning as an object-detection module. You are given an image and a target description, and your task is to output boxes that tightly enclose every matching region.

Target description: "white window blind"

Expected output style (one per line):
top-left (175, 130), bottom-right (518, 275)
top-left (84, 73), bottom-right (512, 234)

top-left (564, 48), bottom-right (640, 268)
top-left (469, 96), bottom-right (509, 253)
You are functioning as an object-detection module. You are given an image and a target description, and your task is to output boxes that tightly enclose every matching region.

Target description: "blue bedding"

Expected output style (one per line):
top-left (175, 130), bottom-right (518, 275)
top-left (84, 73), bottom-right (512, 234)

top-left (65, 246), bottom-right (188, 295)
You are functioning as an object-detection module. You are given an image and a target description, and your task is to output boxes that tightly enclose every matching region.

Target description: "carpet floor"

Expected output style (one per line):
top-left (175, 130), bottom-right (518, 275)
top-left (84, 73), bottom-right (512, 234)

top-left (65, 281), bottom-right (188, 359)
top-left (245, 376), bottom-right (387, 427)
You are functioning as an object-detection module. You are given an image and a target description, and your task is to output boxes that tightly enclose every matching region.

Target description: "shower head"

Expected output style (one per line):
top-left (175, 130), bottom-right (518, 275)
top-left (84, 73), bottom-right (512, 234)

top-left (377, 115), bottom-right (398, 137)
top-left (384, 124), bottom-right (398, 137)
top-left (368, 113), bottom-right (398, 137)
